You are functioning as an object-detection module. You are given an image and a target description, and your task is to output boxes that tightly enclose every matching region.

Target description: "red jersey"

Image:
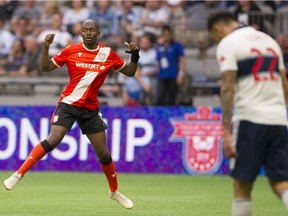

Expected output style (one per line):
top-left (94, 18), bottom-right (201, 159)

top-left (52, 43), bottom-right (126, 110)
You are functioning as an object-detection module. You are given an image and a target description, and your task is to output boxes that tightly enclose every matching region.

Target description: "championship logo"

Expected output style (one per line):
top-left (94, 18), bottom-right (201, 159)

top-left (169, 107), bottom-right (223, 175)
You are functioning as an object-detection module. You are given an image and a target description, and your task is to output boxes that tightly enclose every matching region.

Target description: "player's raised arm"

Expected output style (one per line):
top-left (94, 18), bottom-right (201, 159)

top-left (119, 42), bottom-right (140, 77)
top-left (40, 33), bottom-right (58, 72)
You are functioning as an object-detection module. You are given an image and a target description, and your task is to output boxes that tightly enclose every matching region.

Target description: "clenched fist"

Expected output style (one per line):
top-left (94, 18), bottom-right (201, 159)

top-left (44, 34), bottom-right (55, 47)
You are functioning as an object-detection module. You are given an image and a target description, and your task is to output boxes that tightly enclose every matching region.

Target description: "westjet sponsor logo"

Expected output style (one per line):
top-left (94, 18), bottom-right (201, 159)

top-left (75, 62), bottom-right (103, 70)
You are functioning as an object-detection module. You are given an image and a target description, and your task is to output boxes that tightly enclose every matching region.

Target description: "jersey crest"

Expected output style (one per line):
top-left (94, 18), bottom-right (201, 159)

top-left (93, 47), bottom-right (110, 62)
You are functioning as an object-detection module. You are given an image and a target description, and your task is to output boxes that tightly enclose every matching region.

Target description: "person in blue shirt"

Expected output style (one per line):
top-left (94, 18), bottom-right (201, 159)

top-left (156, 25), bottom-right (185, 105)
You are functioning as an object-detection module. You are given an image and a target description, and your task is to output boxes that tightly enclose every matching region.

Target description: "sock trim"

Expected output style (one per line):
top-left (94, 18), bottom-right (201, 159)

top-left (40, 140), bottom-right (53, 152)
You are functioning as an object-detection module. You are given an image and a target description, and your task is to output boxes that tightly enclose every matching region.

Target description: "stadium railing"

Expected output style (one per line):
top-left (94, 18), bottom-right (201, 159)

top-left (0, 77), bottom-right (69, 95)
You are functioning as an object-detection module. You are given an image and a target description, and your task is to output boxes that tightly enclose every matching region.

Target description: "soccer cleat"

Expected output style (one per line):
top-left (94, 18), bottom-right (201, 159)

top-left (3, 172), bottom-right (23, 190)
top-left (109, 191), bottom-right (134, 209)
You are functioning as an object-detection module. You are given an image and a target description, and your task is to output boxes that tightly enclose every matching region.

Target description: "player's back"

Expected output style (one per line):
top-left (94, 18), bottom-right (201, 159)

top-left (217, 26), bottom-right (287, 125)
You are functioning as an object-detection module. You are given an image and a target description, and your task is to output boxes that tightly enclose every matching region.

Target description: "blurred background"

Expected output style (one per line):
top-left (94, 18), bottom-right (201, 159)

top-left (1, 0), bottom-right (287, 107)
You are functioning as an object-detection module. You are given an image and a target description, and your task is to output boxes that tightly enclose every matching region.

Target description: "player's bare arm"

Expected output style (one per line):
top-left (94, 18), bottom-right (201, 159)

top-left (119, 42), bottom-right (140, 77)
top-left (40, 33), bottom-right (58, 72)
top-left (280, 68), bottom-right (288, 104)
top-left (221, 70), bottom-right (238, 158)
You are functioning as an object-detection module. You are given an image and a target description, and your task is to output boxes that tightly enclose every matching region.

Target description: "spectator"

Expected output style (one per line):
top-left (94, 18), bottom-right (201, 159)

top-left (0, 17), bottom-right (15, 75)
top-left (119, 0), bottom-right (144, 42)
top-left (5, 38), bottom-right (25, 76)
top-left (185, 0), bottom-right (220, 29)
top-left (0, 0), bottom-right (18, 21)
top-left (0, 17), bottom-right (14, 58)
top-left (232, 0), bottom-right (265, 32)
top-left (184, 0), bottom-right (219, 54)
top-left (99, 71), bottom-right (120, 98)
top-left (23, 35), bottom-right (41, 76)
top-left (140, 1), bottom-right (170, 42)
top-left (137, 33), bottom-right (158, 104)
top-left (11, 0), bottom-right (41, 21)
top-left (122, 70), bottom-right (151, 106)
top-left (167, 0), bottom-right (185, 21)
top-left (122, 32), bottom-right (156, 105)
top-left (37, 12), bottom-right (72, 57)
top-left (39, 1), bottom-right (60, 30)
top-left (8, 35), bottom-right (41, 77)
top-left (71, 22), bottom-right (83, 43)
top-left (156, 25), bottom-right (185, 106)
top-left (12, 17), bottom-right (30, 40)
top-left (62, 0), bottom-right (90, 34)
top-left (10, 0), bottom-right (41, 35)
top-left (89, 0), bottom-right (121, 49)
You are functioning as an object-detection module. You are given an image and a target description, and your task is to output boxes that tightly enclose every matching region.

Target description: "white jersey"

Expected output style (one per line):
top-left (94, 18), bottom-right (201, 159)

top-left (217, 26), bottom-right (287, 125)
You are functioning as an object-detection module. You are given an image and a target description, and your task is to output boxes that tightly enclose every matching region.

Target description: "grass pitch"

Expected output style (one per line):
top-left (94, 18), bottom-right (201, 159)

top-left (0, 172), bottom-right (286, 216)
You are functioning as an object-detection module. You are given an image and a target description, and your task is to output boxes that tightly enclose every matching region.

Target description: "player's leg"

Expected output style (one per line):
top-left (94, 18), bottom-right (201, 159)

top-left (232, 179), bottom-right (253, 216)
top-left (269, 180), bottom-right (288, 210)
top-left (87, 131), bottom-right (117, 192)
top-left (230, 121), bottom-right (266, 216)
top-left (3, 125), bottom-right (67, 190)
top-left (79, 109), bottom-right (133, 209)
top-left (264, 125), bottom-right (288, 211)
top-left (4, 102), bottom-right (75, 190)
top-left (86, 132), bottom-right (133, 209)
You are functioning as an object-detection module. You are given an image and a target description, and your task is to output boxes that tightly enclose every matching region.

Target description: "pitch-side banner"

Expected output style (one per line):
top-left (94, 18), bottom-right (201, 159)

top-left (0, 106), bottom-right (228, 175)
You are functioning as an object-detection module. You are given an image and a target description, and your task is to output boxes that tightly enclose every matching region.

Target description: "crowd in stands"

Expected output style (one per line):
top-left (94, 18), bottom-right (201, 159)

top-left (1, 0), bottom-right (288, 106)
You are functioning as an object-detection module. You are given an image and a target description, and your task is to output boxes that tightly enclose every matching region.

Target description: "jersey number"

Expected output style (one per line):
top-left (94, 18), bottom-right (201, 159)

top-left (251, 48), bottom-right (278, 81)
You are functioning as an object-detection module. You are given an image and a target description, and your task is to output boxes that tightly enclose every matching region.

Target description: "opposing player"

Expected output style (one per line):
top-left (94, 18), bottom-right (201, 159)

top-left (208, 11), bottom-right (288, 215)
top-left (3, 19), bottom-right (140, 209)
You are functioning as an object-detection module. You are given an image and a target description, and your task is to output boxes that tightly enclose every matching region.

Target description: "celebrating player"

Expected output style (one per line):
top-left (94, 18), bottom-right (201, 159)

top-left (208, 11), bottom-right (288, 215)
top-left (3, 19), bottom-right (140, 209)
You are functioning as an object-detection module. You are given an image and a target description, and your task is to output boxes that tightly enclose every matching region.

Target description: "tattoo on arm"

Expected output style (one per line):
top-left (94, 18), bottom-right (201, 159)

top-left (220, 71), bottom-right (237, 131)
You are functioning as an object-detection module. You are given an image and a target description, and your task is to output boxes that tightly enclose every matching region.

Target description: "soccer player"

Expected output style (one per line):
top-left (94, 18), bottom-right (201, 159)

top-left (208, 11), bottom-right (288, 215)
top-left (3, 19), bottom-right (140, 209)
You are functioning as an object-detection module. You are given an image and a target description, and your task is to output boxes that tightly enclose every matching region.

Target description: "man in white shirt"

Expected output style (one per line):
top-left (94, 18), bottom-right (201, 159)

top-left (37, 12), bottom-right (72, 57)
top-left (208, 11), bottom-right (288, 215)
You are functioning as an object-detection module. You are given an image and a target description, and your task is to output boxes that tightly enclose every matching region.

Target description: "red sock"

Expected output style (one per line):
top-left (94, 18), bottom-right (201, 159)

top-left (18, 143), bottom-right (48, 176)
top-left (101, 161), bottom-right (118, 192)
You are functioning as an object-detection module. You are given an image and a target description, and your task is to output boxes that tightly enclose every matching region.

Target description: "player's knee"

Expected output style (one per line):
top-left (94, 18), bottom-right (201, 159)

top-left (98, 152), bottom-right (112, 165)
top-left (46, 136), bottom-right (61, 149)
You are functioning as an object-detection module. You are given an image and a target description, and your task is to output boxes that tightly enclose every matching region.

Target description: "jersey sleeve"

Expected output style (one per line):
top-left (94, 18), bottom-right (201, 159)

top-left (275, 43), bottom-right (285, 71)
top-left (51, 45), bottom-right (70, 68)
top-left (110, 49), bottom-right (126, 71)
top-left (216, 39), bottom-right (238, 72)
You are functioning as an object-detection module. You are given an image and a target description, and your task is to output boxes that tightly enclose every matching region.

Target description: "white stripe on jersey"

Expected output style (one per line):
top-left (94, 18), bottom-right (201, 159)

top-left (52, 58), bottom-right (61, 68)
top-left (117, 62), bottom-right (127, 71)
top-left (62, 71), bottom-right (98, 104)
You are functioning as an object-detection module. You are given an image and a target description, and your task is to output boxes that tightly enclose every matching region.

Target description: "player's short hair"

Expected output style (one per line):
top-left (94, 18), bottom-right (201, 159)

top-left (207, 11), bottom-right (236, 32)
top-left (82, 19), bottom-right (100, 31)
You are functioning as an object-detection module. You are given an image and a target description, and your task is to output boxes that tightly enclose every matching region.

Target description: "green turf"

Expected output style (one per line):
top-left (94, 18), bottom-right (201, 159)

top-left (0, 172), bottom-right (286, 216)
